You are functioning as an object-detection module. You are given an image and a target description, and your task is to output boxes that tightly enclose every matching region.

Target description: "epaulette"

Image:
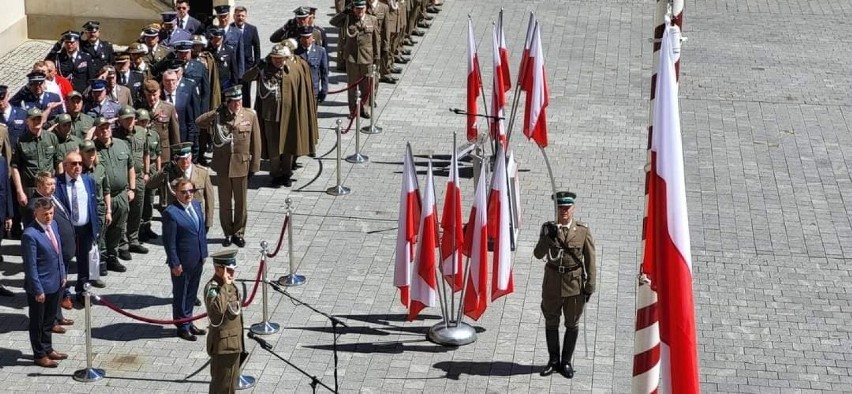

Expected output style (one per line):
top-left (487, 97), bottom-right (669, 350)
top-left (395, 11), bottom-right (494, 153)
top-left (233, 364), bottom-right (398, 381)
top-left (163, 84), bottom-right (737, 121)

top-left (576, 221), bottom-right (588, 228)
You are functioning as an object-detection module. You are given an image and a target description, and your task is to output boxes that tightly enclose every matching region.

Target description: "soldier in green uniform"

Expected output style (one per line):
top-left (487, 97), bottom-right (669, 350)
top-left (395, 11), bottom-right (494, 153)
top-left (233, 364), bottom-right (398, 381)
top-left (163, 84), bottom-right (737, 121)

top-left (147, 142), bottom-right (215, 231)
top-left (113, 107), bottom-right (150, 255)
top-left (136, 108), bottom-right (162, 242)
top-left (533, 191), bottom-right (596, 379)
top-left (50, 114), bottom-right (83, 174)
top-left (66, 91), bottom-right (94, 139)
top-left (11, 108), bottom-right (59, 209)
top-left (204, 249), bottom-right (243, 394)
top-left (80, 139), bottom-right (111, 279)
top-left (330, 0), bottom-right (381, 119)
top-left (93, 117), bottom-right (135, 270)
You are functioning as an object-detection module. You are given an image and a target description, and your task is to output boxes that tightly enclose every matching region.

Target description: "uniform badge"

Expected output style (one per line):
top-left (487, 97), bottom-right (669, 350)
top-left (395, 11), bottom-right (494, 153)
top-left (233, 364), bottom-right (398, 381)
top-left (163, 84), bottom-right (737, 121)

top-left (240, 120), bottom-right (251, 127)
top-left (207, 287), bottom-right (218, 298)
top-left (78, 62), bottom-right (88, 68)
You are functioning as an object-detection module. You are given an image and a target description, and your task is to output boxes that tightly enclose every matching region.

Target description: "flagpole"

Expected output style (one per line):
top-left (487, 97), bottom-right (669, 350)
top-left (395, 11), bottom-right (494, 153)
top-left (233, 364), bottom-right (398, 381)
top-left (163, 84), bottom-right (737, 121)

top-left (505, 13), bottom-right (535, 146)
top-left (449, 132), bottom-right (458, 326)
top-left (455, 255), bottom-right (471, 324)
top-left (469, 15), bottom-right (493, 158)
top-left (430, 155), bottom-right (451, 326)
top-left (538, 147), bottom-right (559, 221)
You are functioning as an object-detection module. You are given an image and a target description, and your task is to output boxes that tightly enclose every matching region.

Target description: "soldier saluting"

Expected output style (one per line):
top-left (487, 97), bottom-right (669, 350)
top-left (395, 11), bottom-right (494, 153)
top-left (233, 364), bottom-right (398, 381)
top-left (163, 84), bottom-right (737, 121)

top-left (203, 249), bottom-right (243, 394)
top-left (532, 191), bottom-right (596, 379)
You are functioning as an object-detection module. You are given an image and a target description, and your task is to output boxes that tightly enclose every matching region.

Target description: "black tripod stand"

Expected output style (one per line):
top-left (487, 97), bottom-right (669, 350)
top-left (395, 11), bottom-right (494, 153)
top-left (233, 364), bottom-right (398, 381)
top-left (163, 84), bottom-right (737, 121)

top-left (247, 331), bottom-right (335, 393)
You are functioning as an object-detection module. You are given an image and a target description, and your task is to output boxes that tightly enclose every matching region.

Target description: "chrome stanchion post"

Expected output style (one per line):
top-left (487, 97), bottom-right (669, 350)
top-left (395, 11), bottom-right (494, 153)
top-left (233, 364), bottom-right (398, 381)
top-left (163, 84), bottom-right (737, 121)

top-left (346, 88), bottom-right (369, 163)
top-left (361, 64), bottom-right (382, 134)
top-left (326, 119), bottom-right (351, 196)
top-left (278, 198), bottom-right (305, 286)
top-left (250, 240), bottom-right (280, 335)
top-left (73, 283), bottom-right (105, 382)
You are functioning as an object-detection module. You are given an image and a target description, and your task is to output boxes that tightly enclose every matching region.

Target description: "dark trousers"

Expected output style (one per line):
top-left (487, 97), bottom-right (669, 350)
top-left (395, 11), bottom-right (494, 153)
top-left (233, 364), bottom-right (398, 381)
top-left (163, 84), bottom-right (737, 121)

top-left (74, 224), bottom-right (95, 294)
top-left (171, 261), bottom-right (203, 331)
top-left (28, 291), bottom-right (59, 358)
top-left (210, 353), bottom-right (240, 394)
top-left (241, 81), bottom-right (252, 108)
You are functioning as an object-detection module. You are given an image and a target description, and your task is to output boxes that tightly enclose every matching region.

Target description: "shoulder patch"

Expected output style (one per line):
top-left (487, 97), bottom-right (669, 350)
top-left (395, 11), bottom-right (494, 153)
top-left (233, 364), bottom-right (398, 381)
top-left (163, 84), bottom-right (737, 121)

top-left (206, 287), bottom-right (218, 299)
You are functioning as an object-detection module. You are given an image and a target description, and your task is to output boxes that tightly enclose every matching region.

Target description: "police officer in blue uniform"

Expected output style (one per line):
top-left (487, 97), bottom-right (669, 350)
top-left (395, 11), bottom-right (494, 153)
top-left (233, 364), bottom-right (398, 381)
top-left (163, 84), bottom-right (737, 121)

top-left (81, 21), bottom-right (115, 74)
top-left (84, 79), bottom-right (122, 120)
top-left (206, 28), bottom-right (238, 95)
top-left (160, 11), bottom-right (193, 48)
top-left (174, 40), bottom-right (211, 117)
top-left (9, 72), bottom-right (64, 119)
top-left (52, 31), bottom-right (97, 93)
top-left (295, 26), bottom-right (329, 103)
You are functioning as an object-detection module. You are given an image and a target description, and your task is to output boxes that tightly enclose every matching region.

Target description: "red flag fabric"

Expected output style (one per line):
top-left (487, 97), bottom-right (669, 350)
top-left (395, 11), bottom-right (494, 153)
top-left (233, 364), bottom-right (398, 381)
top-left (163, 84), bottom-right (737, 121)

top-left (642, 21), bottom-right (699, 393)
top-left (394, 144), bottom-right (421, 308)
top-left (466, 18), bottom-right (482, 142)
top-left (407, 160), bottom-right (438, 321)
top-left (490, 23), bottom-right (508, 144)
top-left (497, 12), bottom-right (511, 92)
top-left (462, 166), bottom-right (489, 320)
top-left (522, 23), bottom-right (549, 148)
top-left (439, 146), bottom-right (464, 291)
top-left (487, 144), bottom-right (513, 301)
top-left (517, 13), bottom-right (536, 91)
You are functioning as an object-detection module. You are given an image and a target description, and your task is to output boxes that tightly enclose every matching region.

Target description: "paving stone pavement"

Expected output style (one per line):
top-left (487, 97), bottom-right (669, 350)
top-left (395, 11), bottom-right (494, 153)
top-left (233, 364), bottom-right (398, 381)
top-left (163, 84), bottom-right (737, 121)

top-left (1, 0), bottom-right (851, 392)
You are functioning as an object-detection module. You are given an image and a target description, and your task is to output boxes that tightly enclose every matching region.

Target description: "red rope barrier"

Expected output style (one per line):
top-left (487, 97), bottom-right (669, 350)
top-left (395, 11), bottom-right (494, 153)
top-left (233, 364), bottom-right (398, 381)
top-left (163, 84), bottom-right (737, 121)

top-left (266, 216), bottom-right (290, 258)
top-left (326, 75), bottom-right (366, 95)
top-left (241, 258), bottom-right (264, 306)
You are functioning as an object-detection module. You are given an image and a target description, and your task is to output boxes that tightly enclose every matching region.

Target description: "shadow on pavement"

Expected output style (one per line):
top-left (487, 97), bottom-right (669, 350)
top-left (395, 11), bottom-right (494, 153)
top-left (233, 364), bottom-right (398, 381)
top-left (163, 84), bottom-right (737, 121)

top-left (0, 348), bottom-right (31, 368)
top-left (305, 338), bottom-right (454, 354)
top-left (91, 322), bottom-right (173, 341)
top-left (433, 361), bottom-right (540, 380)
top-left (95, 293), bottom-right (172, 310)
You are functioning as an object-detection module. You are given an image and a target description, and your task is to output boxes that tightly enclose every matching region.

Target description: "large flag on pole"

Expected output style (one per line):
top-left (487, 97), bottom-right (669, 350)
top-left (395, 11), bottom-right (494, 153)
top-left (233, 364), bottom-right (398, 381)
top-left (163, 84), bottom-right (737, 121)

top-left (408, 160), bottom-right (438, 321)
top-left (439, 146), bottom-right (464, 291)
top-left (489, 21), bottom-right (508, 144)
top-left (488, 144), bottom-right (513, 301)
top-left (496, 11), bottom-right (511, 91)
top-left (517, 13), bottom-right (536, 91)
top-left (394, 144), bottom-right (421, 308)
top-left (522, 23), bottom-right (549, 148)
top-left (466, 17), bottom-right (482, 142)
top-left (638, 19), bottom-right (699, 393)
top-left (462, 167), bottom-right (489, 320)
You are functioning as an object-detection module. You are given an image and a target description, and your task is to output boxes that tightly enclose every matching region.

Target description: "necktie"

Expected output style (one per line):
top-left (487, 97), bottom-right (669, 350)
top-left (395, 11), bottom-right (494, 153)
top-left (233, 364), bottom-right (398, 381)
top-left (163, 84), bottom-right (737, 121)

top-left (46, 224), bottom-right (59, 253)
top-left (70, 178), bottom-right (79, 223)
top-left (178, 19), bottom-right (184, 29)
top-left (168, 93), bottom-right (174, 104)
top-left (119, 72), bottom-right (126, 85)
top-left (187, 204), bottom-right (199, 228)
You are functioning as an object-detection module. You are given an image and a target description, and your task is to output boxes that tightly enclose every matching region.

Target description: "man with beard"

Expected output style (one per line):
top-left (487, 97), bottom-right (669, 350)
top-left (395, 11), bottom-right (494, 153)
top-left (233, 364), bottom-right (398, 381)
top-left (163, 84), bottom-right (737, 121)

top-left (242, 45), bottom-right (317, 188)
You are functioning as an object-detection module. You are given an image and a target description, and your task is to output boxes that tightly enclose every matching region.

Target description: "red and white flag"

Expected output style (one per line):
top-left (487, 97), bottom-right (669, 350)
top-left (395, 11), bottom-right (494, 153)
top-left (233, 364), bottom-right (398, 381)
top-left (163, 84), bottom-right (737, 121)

top-left (488, 144), bottom-right (513, 301)
top-left (489, 20), bottom-right (508, 144)
top-left (466, 17), bottom-right (482, 142)
top-left (439, 147), bottom-right (464, 292)
top-left (522, 22), bottom-right (549, 148)
top-left (394, 144), bottom-right (421, 308)
top-left (517, 13), bottom-right (536, 91)
top-left (462, 166), bottom-right (489, 320)
top-left (407, 160), bottom-right (438, 321)
top-left (638, 20), bottom-right (699, 393)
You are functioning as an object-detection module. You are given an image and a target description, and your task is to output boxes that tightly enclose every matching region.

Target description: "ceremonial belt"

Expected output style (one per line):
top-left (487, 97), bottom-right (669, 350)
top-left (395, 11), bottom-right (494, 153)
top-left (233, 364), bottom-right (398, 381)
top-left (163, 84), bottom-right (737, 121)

top-left (546, 264), bottom-right (582, 275)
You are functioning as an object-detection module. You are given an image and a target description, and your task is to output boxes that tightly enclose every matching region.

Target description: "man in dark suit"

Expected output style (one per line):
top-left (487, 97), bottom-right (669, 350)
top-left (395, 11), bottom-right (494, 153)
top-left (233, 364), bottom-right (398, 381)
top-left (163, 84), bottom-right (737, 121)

top-left (161, 67), bottom-right (199, 158)
top-left (115, 53), bottom-right (145, 104)
top-left (81, 21), bottom-right (115, 74)
top-left (9, 72), bottom-right (64, 119)
top-left (52, 31), bottom-right (96, 93)
top-left (162, 178), bottom-right (208, 341)
top-left (55, 151), bottom-right (102, 298)
top-left (176, 0), bottom-right (203, 34)
top-left (160, 11), bottom-right (193, 48)
top-left (231, 5), bottom-right (261, 108)
top-left (22, 197), bottom-right (69, 368)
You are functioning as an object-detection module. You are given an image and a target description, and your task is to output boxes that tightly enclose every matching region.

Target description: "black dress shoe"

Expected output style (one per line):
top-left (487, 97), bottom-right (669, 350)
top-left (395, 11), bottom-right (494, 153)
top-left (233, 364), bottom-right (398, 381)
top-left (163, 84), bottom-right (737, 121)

top-left (129, 244), bottom-right (149, 254)
top-left (89, 279), bottom-right (106, 288)
top-left (559, 363), bottom-right (574, 378)
top-left (400, 49), bottom-right (412, 56)
top-left (540, 362), bottom-right (563, 377)
top-left (282, 178), bottom-right (293, 187)
top-left (411, 29), bottom-right (425, 36)
top-left (222, 236), bottom-right (232, 247)
top-left (232, 236), bottom-right (246, 248)
top-left (427, 6), bottom-right (440, 13)
top-left (394, 57), bottom-right (410, 64)
top-left (0, 286), bottom-right (14, 297)
top-left (390, 66), bottom-right (403, 74)
top-left (404, 38), bottom-right (417, 46)
top-left (417, 21), bottom-right (431, 29)
top-left (142, 227), bottom-right (159, 240)
top-left (423, 14), bottom-right (434, 21)
top-left (107, 260), bottom-right (127, 273)
top-left (118, 250), bottom-right (132, 261)
top-left (177, 330), bottom-right (197, 341)
top-left (380, 76), bottom-right (398, 84)
top-left (189, 325), bottom-right (207, 335)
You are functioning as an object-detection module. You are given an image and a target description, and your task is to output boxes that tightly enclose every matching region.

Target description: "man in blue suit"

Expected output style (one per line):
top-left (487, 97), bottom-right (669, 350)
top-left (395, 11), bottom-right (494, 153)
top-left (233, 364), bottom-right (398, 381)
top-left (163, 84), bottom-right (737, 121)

top-left (162, 178), bottom-right (208, 341)
top-left (175, 0), bottom-right (203, 34)
top-left (231, 5), bottom-right (261, 108)
top-left (9, 72), bottom-right (64, 119)
top-left (54, 151), bottom-right (102, 298)
top-left (22, 197), bottom-right (69, 368)
top-left (161, 67), bottom-right (199, 159)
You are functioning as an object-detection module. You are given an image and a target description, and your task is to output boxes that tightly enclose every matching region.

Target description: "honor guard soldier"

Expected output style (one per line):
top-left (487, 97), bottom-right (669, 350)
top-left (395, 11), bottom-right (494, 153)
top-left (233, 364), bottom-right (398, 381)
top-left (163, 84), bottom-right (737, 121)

top-left (113, 107), bottom-right (150, 255)
top-left (533, 192), bottom-right (597, 379)
top-left (93, 117), bottom-right (135, 269)
top-left (295, 26), bottom-right (329, 102)
top-left (204, 248), bottom-right (243, 394)
top-left (366, 0), bottom-right (396, 84)
top-left (147, 142), bottom-right (215, 232)
top-left (195, 86), bottom-right (260, 248)
top-left (85, 79), bottom-right (122, 120)
top-left (52, 31), bottom-right (97, 93)
top-left (65, 91), bottom-right (94, 139)
top-left (9, 71), bottom-right (64, 119)
top-left (330, 0), bottom-right (381, 119)
top-left (269, 6), bottom-right (305, 44)
top-left (81, 21), bottom-right (115, 74)
top-left (135, 109), bottom-right (162, 242)
top-left (11, 108), bottom-right (59, 207)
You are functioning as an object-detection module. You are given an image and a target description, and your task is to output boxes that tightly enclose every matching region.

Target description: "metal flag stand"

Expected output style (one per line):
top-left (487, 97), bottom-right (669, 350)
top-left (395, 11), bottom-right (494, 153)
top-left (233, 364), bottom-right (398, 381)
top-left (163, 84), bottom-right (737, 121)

top-left (427, 132), bottom-right (477, 347)
top-left (346, 88), bottom-right (369, 164)
top-left (361, 64), bottom-right (382, 134)
top-left (250, 240), bottom-right (280, 335)
top-left (73, 283), bottom-right (106, 382)
top-left (278, 198), bottom-right (306, 286)
top-left (326, 119), bottom-right (351, 196)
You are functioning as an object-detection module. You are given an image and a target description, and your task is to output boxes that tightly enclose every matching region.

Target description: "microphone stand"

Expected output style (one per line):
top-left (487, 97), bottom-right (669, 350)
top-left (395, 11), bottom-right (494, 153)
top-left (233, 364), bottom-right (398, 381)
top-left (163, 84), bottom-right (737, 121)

top-left (267, 281), bottom-right (347, 393)
top-left (448, 107), bottom-right (505, 120)
top-left (247, 333), bottom-right (335, 393)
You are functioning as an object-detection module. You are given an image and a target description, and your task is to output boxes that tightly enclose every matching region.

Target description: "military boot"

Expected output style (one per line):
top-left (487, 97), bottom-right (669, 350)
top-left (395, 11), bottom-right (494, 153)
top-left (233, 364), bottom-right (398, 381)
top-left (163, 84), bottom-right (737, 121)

top-left (540, 328), bottom-right (563, 376)
top-left (560, 326), bottom-right (579, 378)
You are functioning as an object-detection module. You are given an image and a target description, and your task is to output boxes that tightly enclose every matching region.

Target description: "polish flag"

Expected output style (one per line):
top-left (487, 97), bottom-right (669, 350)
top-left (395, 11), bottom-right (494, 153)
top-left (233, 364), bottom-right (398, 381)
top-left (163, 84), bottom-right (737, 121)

top-left (462, 165), bottom-right (489, 320)
top-left (488, 144), bottom-right (513, 301)
top-left (394, 144), bottom-right (421, 308)
top-left (517, 13), bottom-right (536, 91)
top-left (439, 147), bottom-right (464, 292)
top-left (496, 10), bottom-right (511, 91)
top-left (466, 17), bottom-right (482, 142)
top-left (490, 22), bottom-right (508, 144)
top-left (522, 22), bottom-right (549, 148)
top-left (640, 20), bottom-right (699, 393)
top-left (407, 160), bottom-right (438, 321)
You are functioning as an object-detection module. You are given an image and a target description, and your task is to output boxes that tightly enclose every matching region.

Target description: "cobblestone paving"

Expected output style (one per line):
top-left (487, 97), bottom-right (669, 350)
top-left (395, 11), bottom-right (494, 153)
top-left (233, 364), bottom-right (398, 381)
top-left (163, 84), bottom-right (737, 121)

top-left (0, 0), bottom-right (851, 393)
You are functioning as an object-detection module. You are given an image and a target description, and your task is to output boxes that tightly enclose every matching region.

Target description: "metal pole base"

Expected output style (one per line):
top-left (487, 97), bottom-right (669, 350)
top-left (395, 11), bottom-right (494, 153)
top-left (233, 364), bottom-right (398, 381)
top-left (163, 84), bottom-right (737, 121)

top-left (326, 185), bottom-right (351, 196)
top-left (278, 274), bottom-right (306, 287)
top-left (235, 374), bottom-right (256, 390)
top-left (360, 125), bottom-right (383, 134)
top-left (345, 153), bottom-right (369, 164)
top-left (73, 367), bottom-right (106, 382)
top-left (250, 321), bottom-right (280, 335)
top-left (427, 321), bottom-right (477, 347)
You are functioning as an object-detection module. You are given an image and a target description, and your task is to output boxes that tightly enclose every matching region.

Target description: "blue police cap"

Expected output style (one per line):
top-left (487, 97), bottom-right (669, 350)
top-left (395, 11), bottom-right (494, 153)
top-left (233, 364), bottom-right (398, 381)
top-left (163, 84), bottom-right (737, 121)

top-left (89, 79), bottom-right (107, 92)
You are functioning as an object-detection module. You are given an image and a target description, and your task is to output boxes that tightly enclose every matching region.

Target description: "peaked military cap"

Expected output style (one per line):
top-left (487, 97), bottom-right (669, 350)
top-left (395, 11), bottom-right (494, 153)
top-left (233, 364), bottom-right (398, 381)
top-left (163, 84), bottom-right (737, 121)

top-left (165, 58), bottom-right (185, 71)
top-left (89, 79), bottom-right (107, 91)
top-left (83, 21), bottom-right (100, 32)
top-left (62, 31), bottom-right (81, 42)
top-left (161, 11), bottom-right (178, 24)
top-left (66, 90), bottom-right (83, 99)
top-left (353, 0), bottom-right (367, 8)
top-left (211, 249), bottom-right (238, 267)
top-left (26, 108), bottom-right (43, 119)
top-left (553, 191), bottom-right (576, 207)
top-left (27, 71), bottom-right (47, 83)
top-left (142, 24), bottom-right (161, 37)
top-left (126, 42), bottom-right (148, 54)
top-left (80, 139), bottom-right (97, 152)
top-left (293, 7), bottom-right (310, 17)
top-left (192, 35), bottom-right (207, 46)
top-left (170, 142), bottom-right (193, 157)
top-left (118, 106), bottom-right (137, 119)
top-left (223, 85), bottom-right (242, 100)
top-left (214, 5), bottom-right (231, 15)
top-left (173, 40), bottom-right (194, 52)
top-left (55, 113), bottom-right (72, 125)
top-left (298, 26), bottom-right (314, 37)
top-left (207, 27), bottom-right (225, 37)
